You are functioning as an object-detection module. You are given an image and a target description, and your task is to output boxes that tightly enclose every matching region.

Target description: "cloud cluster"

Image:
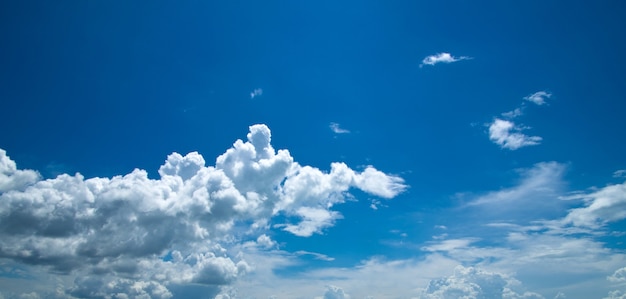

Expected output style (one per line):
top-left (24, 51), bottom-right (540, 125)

top-left (420, 52), bottom-right (471, 67)
top-left (0, 124), bottom-right (406, 298)
top-left (420, 266), bottom-right (544, 299)
top-left (487, 91), bottom-right (550, 150)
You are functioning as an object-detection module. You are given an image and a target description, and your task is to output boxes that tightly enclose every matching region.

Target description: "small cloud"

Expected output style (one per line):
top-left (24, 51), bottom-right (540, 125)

top-left (613, 170), bottom-right (626, 178)
top-left (329, 122), bottom-right (350, 134)
top-left (250, 88), bottom-right (263, 99)
top-left (502, 107), bottom-right (523, 119)
top-left (524, 91), bottom-right (551, 105)
top-left (488, 118), bottom-right (542, 150)
top-left (369, 199), bottom-right (388, 210)
top-left (420, 52), bottom-right (471, 67)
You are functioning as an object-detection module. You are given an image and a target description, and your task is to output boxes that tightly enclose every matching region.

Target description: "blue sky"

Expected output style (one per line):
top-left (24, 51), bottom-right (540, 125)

top-left (1, 1), bottom-right (626, 298)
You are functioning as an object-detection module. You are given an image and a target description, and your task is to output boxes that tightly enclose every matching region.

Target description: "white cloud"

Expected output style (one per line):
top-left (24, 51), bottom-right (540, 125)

top-left (329, 122), bottom-right (350, 134)
top-left (564, 180), bottom-right (626, 228)
top-left (0, 149), bottom-right (40, 193)
top-left (502, 108), bottom-right (524, 119)
top-left (420, 52), bottom-right (471, 67)
top-left (605, 290), bottom-right (626, 299)
top-left (524, 91), bottom-right (551, 105)
top-left (419, 266), bottom-right (545, 299)
top-left (323, 285), bottom-right (350, 299)
top-left (295, 250), bottom-right (335, 262)
top-left (469, 162), bottom-right (566, 207)
top-left (488, 118), bottom-right (542, 150)
top-left (0, 124), bottom-right (406, 298)
top-left (608, 267), bottom-right (626, 283)
top-left (250, 88), bottom-right (263, 99)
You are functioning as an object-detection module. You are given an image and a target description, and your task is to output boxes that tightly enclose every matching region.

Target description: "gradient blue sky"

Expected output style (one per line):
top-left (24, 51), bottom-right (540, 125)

top-left (1, 1), bottom-right (626, 299)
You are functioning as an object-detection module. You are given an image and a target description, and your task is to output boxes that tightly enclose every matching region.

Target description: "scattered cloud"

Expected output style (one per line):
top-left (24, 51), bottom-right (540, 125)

top-left (250, 88), bottom-right (263, 99)
top-left (420, 52), bottom-right (471, 67)
top-left (0, 124), bottom-right (406, 298)
top-left (485, 92), bottom-right (551, 150)
top-left (488, 118), bottom-right (542, 150)
top-left (329, 122), bottom-right (350, 134)
top-left (524, 91), bottom-right (551, 106)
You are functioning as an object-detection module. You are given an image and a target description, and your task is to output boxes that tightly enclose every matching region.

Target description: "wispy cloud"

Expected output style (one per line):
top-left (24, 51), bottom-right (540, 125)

top-left (250, 88), bottom-right (263, 99)
top-left (524, 91), bottom-right (551, 105)
top-left (420, 52), bottom-right (471, 67)
top-left (613, 170), bottom-right (626, 178)
top-left (294, 250), bottom-right (335, 262)
top-left (329, 122), bottom-right (350, 134)
top-left (488, 118), bottom-right (542, 150)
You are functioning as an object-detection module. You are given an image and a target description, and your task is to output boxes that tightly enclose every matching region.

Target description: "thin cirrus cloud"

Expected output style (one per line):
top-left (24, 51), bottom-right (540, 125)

top-left (420, 52), bottom-right (472, 67)
top-left (0, 124), bottom-right (406, 298)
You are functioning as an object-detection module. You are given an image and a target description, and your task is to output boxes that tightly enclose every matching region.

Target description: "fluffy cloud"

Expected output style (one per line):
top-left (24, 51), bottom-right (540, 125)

top-left (488, 118), bottom-right (542, 150)
top-left (0, 149), bottom-right (40, 193)
top-left (322, 285), bottom-right (350, 299)
top-left (420, 52), bottom-right (471, 67)
top-left (524, 91), bottom-right (551, 106)
top-left (0, 124), bottom-right (406, 298)
top-left (420, 266), bottom-right (544, 299)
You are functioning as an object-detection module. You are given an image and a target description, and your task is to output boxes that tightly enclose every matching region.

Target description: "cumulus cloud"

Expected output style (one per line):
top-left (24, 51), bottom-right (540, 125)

top-left (0, 124), bottom-right (406, 298)
top-left (564, 181), bottom-right (626, 228)
top-left (329, 122), bottom-right (350, 134)
top-left (323, 285), bottom-right (350, 299)
top-left (420, 52), bottom-right (471, 67)
top-left (420, 266), bottom-right (545, 299)
top-left (0, 149), bottom-right (40, 193)
top-left (488, 118), bottom-right (542, 150)
top-left (524, 91), bottom-right (551, 106)
top-left (250, 88), bottom-right (263, 99)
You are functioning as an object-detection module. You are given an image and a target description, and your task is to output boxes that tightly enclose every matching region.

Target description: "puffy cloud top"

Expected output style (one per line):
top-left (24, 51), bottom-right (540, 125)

top-left (0, 124), bottom-right (406, 298)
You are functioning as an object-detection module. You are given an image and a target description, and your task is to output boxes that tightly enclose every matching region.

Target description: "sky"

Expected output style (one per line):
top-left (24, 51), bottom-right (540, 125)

top-left (1, 1), bottom-right (626, 298)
